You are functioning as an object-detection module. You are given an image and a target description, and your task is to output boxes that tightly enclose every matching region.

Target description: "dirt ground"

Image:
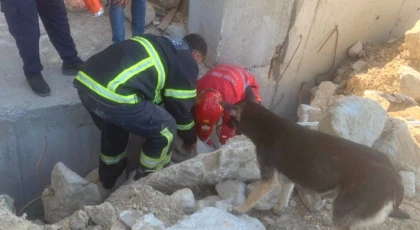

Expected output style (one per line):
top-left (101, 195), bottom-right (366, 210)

top-left (249, 192), bottom-right (420, 230)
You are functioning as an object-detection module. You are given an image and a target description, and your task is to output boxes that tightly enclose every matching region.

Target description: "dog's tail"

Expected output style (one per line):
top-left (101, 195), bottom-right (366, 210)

top-left (388, 173), bottom-right (410, 220)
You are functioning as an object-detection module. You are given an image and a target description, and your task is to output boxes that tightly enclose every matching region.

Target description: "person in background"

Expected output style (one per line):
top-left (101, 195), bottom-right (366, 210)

top-left (109, 0), bottom-right (146, 43)
top-left (194, 64), bottom-right (262, 146)
top-left (0, 0), bottom-right (85, 96)
top-left (74, 33), bottom-right (207, 189)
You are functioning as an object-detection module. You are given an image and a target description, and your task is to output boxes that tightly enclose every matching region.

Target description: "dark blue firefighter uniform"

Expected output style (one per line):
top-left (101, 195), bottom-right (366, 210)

top-left (0, 0), bottom-right (82, 75)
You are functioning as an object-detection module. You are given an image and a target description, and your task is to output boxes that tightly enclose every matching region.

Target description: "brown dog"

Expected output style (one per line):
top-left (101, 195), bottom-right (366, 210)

top-left (220, 86), bottom-right (410, 230)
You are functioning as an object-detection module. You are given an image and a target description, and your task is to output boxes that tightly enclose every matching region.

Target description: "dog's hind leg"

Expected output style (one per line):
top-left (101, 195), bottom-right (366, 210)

top-left (232, 172), bottom-right (279, 215)
top-left (273, 174), bottom-right (295, 214)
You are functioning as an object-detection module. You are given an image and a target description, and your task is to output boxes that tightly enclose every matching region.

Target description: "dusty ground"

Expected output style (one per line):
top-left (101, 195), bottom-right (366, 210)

top-left (248, 192), bottom-right (420, 230)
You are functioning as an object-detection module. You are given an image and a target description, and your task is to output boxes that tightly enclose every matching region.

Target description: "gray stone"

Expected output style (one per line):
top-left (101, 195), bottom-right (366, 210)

top-left (125, 2), bottom-right (155, 26)
top-left (319, 96), bottom-right (387, 147)
top-left (148, 0), bottom-right (181, 10)
top-left (119, 210), bottom-right (144, 227)
top-left (215, 180), bottom-right (246, 206)
top-left (85, 202), bottom-right (117, 229)
top-left (166, 207), bottom-right (265, 230)
top-left (297, 104), bottom-right (324, 122)
top-left (399, 171), bottom-right (416, 199)
top-left (111, 220), bottom-right (128, 230)
top-left (310, 82), bottom-right (341, 110)
top-left (246, 182), bottom-right (282, 211)
top-left (399, 66), bottom-right (420, 101)
top-left (351, 60), bottom-right (368, 72)
top-left (363, 90), bottom-right (391, 111)
top-left (373, 117), bottom-right (420, 172)
top-left (195, 196), bottom-right (222, 211)
top-left (0, 194), bottom-right (15, 214)
top-left (69, 210), bottom-right (90, 230)
top-left (170, 188), bottom-right (196, 214)
top-left (405, 20), bottom-right (420, 62)
top-left (348, 41), bottom-right (363, 59)
top-left (138, 136), bottom-right (260, 194)
top-left (42, 162), bottom-right (102, 224)
top-left (132, 214), bottom-right (165, 230)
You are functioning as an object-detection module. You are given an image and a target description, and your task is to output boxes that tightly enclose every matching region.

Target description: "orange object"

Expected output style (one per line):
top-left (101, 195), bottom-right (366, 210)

top-left (84, 0), bottom-right (104, 17)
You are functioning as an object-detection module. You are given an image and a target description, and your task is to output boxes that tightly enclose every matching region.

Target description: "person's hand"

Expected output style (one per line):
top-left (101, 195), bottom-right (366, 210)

top-left (64, 0), bottom-right (86, 9)
top-left (113, 0), bottom-right (130, 7)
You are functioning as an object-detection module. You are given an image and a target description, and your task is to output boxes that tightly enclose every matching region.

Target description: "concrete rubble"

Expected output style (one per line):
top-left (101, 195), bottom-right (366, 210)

top-left (318, 96), bottom-right (387, 147)
top-left (310, 82), bottom-right (342, 111)
top-left (165, 207), bottom-right (265, 230)
top-left (0, 194), bottom-right (15, 214)
top-left (132, 214), bottom-right (165, 230)
top-left (348, 41), bottom-right (364, 59)
top-left (42, 162), bottom-right (102, 224)
top-left (404, 20), bottom-right (420, 62)
top-left (85, 202), bottom-right (117, 229)
top-left (195, 195), bottom-right (223, 211)
top-left (120, 210), bottom-right (145, 227)
top-left (215, 180), bottom-right (246, 206)
top-left (297, 104), bottom-right (324, 122)
top-left (170, 188), bottom-right (196, 214)
top-left (398, 66), bottom-right (420, 102)
top-left (399, 171), bottom-right (416, 199)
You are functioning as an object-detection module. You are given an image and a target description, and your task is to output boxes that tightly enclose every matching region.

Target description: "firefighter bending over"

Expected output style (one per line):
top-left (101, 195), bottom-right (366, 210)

top-left (74, 34), bottom-right (207, 189)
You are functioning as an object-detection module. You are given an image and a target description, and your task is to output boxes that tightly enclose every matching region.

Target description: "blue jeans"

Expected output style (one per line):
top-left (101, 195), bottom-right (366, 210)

top-left (109, 0), bottom-right (146, 43)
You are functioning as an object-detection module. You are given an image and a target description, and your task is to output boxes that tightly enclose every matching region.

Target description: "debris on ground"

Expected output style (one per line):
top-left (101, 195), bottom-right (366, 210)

top-left (215, 180), bottom-right (246, 206)
top-left (170, 188), bottom-right (196, 214)
top-left (42, 162), bottom-right (102, 224)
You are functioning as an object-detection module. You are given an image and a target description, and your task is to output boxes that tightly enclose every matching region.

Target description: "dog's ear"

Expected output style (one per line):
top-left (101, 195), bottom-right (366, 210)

top-left (245, 86), bottom-right (258, 103)
top-left (219, 101), bottom-right (241, 119)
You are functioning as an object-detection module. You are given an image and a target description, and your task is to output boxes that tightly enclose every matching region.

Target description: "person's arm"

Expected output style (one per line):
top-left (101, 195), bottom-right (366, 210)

top-left (64, 0), bottom-right (86, 9)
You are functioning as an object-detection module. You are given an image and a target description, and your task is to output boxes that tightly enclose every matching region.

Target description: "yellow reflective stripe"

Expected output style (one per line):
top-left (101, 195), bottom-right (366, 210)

top-left (107, 57), bottom-right (154, 91)
top-left (177, 121), bottom-right (195, 130)
top-left (75, 71), bottom-right (139, 104)
top-left (100, 152), bottom-right (126, 165)
top-left (164, 89), bottom-right (197, 99)
top-left (139, 127), bottom-right (173, 170)
top-left (131, 37), bottom-right (166, 104)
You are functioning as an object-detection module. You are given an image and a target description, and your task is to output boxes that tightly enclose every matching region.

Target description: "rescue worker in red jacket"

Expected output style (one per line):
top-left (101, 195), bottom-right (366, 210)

top-left (194, 64), bottom-right (261, 146)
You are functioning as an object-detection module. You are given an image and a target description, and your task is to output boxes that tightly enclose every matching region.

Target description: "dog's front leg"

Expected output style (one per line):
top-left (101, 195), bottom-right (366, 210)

top-left (273, 174), bottom-right (294, 214)
top-left (232, 171), bottom-right (278, 215)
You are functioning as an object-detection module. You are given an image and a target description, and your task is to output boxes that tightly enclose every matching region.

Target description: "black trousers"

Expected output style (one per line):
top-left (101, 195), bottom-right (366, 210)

top-left (1, 0), bottom-right (81, 75)
top-left (78, 90), bottom-right (176, 186)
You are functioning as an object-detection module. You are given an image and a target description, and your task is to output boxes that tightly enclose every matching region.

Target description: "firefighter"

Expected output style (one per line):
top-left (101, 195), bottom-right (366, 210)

top-left (194, 64), bottom-right (261, 146)
top-left (74, 33), bottom-right (207, 189)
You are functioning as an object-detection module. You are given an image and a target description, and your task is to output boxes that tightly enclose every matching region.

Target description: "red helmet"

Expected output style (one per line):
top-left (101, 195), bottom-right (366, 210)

top-left (194, 90), bottom-right (223, 140)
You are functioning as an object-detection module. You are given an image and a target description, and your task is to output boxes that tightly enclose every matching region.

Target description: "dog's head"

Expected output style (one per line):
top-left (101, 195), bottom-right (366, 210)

top-left (220, 86), bottom-right (259, 128)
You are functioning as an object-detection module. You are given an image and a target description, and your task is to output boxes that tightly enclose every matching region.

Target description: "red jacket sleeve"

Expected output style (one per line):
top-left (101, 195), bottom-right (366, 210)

top-left (247, 73), bottom-right (262, 103)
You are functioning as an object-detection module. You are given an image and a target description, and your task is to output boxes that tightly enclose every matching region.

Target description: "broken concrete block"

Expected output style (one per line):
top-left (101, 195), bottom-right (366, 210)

top-left (399, 66), bottom-right (420, 101)
top-left (125, 2), bottom-right (155, 26)
top-left (0, 194), bottom-right (15, 214)
top-left (166, 207), bottom-right (265, 230)
top-left (214, 200), bottom-right (234, 212)
top-left (86, 226), bottom-right (103, 230)
top-left (42, 162), bottom-right (102, 224)
top-left (195, 195), bottom-right (222, 211)
top-left (166, 24), bottom-right (187, 38)
top-left (405, 20), bottom-right (420, 62)
top-left (138, 136), bottom-right (260, 194)
top-left (310, 82), bottom-right (341, 110)
top-left (215, 180), bottom-right (246, 206)
top-left (107, 184), bottom-right (184, 227)
top-left (373, 117), bottom-right (420, 173)
top-left (319, 96), bottom-right (387, 147)
top-left (132, 214), bottom-right (165, 230)
top-left (119, 210), bottom-right (144, 227)
top-left (148, 0), bottom-right (180, 10)
top-left (348, 41), bottom-right (363, 59)
top-left (297, 104), bottom-right (324, 122)
top-left (0, 202), bottom-right (40, 230)
top-left (351, 60), bottom-right (368, 73)
top-left (111, 220), bottom-right (128, 230)
top-left (399, 171), bottom-right (416, 199)
top-left (85, 202), bottom-right (117, 229)
top-left (246, 181), bottom-right (282, 211)
top-left (170, 188), bottom-right (196, 214)
top-left (363, 90), bottom-right (391, 111)
top-left (69, 210), bottom-right (90, 230)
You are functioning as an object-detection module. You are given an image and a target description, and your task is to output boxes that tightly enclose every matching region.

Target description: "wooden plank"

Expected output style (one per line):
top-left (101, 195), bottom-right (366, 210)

top-left (157, 5), bottom-right (178, 30)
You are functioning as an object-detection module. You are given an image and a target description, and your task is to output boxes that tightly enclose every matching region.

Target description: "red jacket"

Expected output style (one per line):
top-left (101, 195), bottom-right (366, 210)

top-left (196, 64), bottom-right (261, 145)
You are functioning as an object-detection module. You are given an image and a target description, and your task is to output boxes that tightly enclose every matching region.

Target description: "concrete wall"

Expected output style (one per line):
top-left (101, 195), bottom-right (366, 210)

top-left (0, 104), bottom-right (100, 218)
top-left (188, 0), bottom-right (420, 118)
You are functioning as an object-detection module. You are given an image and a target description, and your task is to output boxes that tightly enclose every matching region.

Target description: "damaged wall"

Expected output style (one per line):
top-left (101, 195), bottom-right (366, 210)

top-left (188, 0), bottom-right (420, 118)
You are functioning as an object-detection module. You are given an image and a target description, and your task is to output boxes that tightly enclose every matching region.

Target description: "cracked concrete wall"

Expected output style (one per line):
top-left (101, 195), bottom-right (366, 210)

top-left (188, 0), bottom-right (420, 118)
top-left (0, 104), bottom-right (100, 218)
